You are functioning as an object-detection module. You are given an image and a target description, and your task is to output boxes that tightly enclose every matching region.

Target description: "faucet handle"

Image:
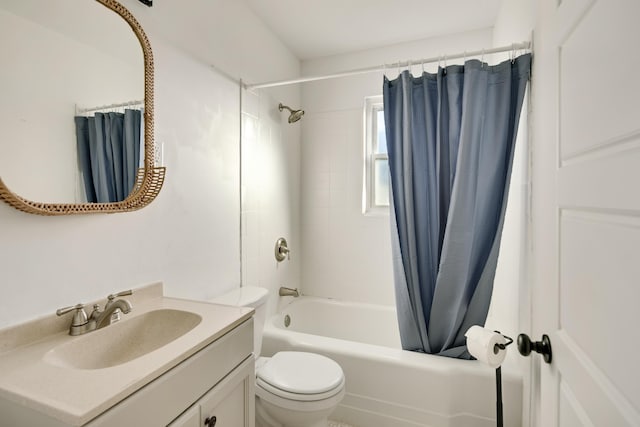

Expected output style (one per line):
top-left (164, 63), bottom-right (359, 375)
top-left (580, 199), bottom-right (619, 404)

top-left (275, 237), bottom-right (291, 262)
top-left (56, 303), bottom-right (88, 327)
top-left (88, 303), bottom-right (102, 319)
top-left (107, 289), bottom-right (133, 301)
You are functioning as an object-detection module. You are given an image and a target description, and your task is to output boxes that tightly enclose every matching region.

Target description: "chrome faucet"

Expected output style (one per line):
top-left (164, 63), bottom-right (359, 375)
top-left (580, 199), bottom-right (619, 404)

top-left (56, 290), bottom-right (133, 336)
top-left (91, 297), bottom-right (133, 329)
top-left (279, 286), bottom-right (299, 297)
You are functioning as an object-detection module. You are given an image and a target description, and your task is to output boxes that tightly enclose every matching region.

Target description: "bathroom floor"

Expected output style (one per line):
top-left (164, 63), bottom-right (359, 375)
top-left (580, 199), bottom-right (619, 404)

top-left (328, 421), bottom-right (357, 427)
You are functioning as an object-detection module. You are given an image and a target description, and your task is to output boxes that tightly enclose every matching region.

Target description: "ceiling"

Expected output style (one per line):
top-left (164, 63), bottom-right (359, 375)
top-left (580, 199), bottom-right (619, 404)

top-left (244, 0), bottom-right (502, 60)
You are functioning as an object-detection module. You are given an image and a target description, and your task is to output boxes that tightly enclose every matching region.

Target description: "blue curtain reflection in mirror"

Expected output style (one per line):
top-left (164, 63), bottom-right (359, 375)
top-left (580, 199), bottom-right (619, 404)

top-left (75, 109), bottom-right (142, 203)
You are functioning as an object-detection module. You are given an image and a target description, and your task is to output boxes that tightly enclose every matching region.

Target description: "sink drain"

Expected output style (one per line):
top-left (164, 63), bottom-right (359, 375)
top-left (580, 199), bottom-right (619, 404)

top-left (284, 314), bottom-right (291, 327)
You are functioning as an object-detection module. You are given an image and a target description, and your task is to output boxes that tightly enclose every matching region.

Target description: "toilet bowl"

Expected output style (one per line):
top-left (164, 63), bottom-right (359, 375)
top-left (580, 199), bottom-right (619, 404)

top-left (209, 287), bottom-right (345, 427)
top-left (256, 352), bottom-right (345, 427)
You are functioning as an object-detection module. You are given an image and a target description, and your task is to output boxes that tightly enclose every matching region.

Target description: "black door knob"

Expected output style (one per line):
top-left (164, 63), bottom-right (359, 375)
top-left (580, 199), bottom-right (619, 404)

top-left (204, 415), bottom-right (217, 426)
top-left (517, 333), bottom-right (552, 364)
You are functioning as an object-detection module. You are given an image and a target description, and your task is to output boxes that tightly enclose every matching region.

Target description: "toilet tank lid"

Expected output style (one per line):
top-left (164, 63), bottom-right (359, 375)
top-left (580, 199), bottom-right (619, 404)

top-left (209, 286), bottom-right (268, 308)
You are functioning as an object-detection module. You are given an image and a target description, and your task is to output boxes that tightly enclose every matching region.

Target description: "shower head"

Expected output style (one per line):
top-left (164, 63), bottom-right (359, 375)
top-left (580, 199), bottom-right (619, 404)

top-left (279, 103), bottom-right (305, 123)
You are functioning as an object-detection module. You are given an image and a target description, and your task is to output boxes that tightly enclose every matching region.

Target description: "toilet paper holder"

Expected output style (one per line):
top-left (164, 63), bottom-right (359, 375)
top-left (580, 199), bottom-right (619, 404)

top-left (493, 333), bottom-right (513, 353)
top-left (464, 328), bottom-right (514, 427)
top-left (492, 331), bottom-right (513, 427)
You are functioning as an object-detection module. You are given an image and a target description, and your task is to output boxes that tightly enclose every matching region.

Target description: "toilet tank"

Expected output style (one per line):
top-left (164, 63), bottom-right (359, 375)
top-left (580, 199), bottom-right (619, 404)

top-left (209, 286), bottom-right (269, 356)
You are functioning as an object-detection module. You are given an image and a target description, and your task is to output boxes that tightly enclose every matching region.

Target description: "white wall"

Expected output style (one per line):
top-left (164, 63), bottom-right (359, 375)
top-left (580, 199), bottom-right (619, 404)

top-left (0, 0), bottom-right (300, 329)
top-left (299, 29), bottom-right (493, 306)
top-left (121, 0), bottom-right (300, 85)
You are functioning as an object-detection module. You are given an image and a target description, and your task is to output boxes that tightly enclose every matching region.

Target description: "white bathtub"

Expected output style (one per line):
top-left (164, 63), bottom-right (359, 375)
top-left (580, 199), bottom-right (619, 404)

top-left (261, 297), bottom-right (522, 427)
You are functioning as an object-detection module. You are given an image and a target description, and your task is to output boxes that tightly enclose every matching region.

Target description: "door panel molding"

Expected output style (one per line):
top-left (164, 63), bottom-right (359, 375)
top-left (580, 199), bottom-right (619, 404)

top-left (555, 331), bottom-right (640, 425)
top-left (558, 146), bottom-right (640, 212)
top-left (560, 129), bottom-right (640, 166)
top-left (558, 0), bottom-right (640, 160)
top-left (559, 211), bottom-right (640, 413)
top-left (554, 0), bottom-right (596, 46)
top-left (559, 380), bottom-right (595, 427)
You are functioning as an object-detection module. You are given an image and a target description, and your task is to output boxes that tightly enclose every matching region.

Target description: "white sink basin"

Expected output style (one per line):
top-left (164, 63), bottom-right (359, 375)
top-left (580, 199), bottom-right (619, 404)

top-left (44, 309), bottom-right (202, 370)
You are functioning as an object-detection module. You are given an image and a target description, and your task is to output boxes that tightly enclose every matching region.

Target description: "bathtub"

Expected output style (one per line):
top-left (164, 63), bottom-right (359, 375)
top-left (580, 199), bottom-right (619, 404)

top-left (261, 297), bottom-right (522, 427)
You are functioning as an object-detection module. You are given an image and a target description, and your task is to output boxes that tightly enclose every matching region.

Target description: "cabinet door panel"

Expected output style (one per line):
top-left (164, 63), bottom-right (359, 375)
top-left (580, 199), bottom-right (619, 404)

top-left (200, 357), bottom-right (255, 427)
top-left (201, 382), bottom-right (245, 426)
top-left (168, 405), bottom-right (200, 427)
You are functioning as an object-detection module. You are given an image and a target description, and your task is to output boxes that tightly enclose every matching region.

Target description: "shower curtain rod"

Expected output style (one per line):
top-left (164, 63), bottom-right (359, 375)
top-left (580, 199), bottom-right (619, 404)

top-left (244, 41), bottom-right (531, 90)
top-left (76, 99), bottom-right (144, 114)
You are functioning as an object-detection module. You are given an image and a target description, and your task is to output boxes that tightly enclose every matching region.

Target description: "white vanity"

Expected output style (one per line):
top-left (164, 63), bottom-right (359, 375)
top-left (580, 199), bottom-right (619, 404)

top-left (0, 284), bottom-right (255, 426)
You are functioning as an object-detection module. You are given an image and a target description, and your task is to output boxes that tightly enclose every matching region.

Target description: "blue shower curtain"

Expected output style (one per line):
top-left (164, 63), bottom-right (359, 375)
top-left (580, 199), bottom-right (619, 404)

top-left (75, 109), bottom-right (142, 203)
top-left (383, 54), bottom-right (531, 358)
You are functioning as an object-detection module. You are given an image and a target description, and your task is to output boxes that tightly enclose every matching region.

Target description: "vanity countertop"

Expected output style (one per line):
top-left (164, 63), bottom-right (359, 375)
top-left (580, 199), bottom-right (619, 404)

top-left (0, 284), bottom-right (253, 426)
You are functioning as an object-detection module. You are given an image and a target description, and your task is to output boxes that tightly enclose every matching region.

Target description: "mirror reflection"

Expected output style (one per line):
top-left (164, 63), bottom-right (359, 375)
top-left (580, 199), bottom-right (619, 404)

top-left (0, 0), bottom-right (144, 203)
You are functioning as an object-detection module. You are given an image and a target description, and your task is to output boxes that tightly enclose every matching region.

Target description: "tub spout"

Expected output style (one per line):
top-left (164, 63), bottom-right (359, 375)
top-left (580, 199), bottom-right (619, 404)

top-left (279, 286), bottom-right (299, 297)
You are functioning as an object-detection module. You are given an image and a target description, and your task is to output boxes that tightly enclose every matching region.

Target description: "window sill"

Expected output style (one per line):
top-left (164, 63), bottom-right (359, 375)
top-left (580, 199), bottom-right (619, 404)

top-left (363, 206), bottom-right (390, 217)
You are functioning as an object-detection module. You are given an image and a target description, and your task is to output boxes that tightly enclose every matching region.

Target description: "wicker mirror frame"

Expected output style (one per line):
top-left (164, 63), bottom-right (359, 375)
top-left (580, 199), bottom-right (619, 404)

top-left (0, 0), bottom-right (165, 215)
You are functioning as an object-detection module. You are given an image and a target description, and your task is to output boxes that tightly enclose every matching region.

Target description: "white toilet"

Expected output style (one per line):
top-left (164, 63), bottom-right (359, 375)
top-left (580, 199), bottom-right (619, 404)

top-left (210, 286), bottom-right (345, 427)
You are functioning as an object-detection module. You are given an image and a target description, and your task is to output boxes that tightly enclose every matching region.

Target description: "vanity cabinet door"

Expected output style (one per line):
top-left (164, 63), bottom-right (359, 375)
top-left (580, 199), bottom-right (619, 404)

top-left (168, 405), bottom-right (200, 427)
top-left (199, 356), bottom-right (255, 427)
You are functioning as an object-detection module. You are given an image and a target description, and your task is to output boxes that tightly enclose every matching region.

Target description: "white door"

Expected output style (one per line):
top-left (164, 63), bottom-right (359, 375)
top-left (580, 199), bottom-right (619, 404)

top-left (530, 0), bottom-right (640, 426)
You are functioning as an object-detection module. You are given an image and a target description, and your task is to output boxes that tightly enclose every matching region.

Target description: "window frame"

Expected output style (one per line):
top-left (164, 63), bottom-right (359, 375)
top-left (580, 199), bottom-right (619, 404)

top-left (363, 95), bottom-right (389, 215)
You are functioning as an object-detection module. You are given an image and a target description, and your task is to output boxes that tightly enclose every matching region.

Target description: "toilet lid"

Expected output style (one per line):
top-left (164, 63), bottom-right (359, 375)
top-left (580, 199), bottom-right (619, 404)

top-left (257, 352), bottom-right (344, 395)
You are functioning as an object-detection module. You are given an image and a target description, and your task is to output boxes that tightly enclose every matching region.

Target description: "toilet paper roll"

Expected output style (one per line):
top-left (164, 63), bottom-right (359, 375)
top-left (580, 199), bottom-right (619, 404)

top-left (465, 325), bottom-right (507, 368)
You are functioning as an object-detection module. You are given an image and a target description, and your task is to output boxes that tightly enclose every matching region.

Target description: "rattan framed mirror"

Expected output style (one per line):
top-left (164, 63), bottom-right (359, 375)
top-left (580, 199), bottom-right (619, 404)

top-left (0, 0), bottom-right (164, 215)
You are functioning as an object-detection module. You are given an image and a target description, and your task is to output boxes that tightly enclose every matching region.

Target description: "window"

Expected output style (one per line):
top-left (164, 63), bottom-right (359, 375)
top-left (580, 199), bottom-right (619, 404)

top-left (363, 96), bottom-right (389, 214)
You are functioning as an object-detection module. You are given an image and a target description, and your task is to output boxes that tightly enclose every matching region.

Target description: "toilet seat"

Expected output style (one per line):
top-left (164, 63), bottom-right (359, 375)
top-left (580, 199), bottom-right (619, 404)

top-left (256, 352), bottom-right (345, 403)
top-left (257, 376), bottom-right (345, 402)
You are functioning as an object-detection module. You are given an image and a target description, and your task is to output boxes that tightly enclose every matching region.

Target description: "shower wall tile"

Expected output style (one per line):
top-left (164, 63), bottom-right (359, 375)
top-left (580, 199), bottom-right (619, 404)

top-left (243, 211), bottom-right (260, 259)
top-left (241, 87), bottom-right (302, 317)
top-left (306, 173), bottom-right (331, 209)
top-left (303, 115), bottom-right (331, 173)
top-left (329, 183), bottom-right (348, 209)
top-left (329, 137), bottom-right (349, 176)
top-left (301, 106), bottom-right (394, 305)
top-left (243, 90), bottom-right (261, 118)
